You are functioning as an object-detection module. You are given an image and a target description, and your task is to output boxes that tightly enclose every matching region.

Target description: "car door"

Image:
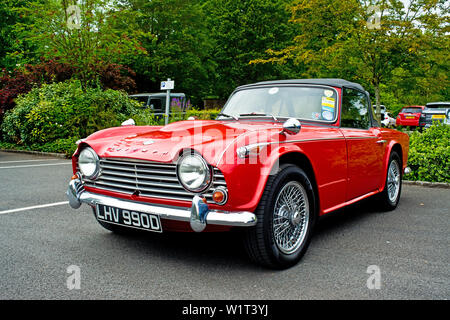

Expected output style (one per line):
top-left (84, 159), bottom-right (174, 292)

top-left (339, 88), bottom-right (385, 200)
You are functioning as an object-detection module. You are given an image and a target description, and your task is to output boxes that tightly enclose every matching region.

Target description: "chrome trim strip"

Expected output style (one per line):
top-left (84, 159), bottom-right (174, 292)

top-left (345, 136), bottom-right (379, 140)
top-left (217, 135), bottom-right (382, 165)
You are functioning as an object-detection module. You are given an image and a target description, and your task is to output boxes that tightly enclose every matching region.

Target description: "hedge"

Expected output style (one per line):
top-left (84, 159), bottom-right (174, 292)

top-left (404, 123), bottom-right (450, 183)
top-left (0, 80), bottom-right (221, 156)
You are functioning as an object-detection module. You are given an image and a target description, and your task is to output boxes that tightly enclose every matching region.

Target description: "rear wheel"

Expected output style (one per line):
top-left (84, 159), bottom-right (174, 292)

top-left (243, 164), bottom-right (316, 269)
top-left (379, 151), bottom-right (402, 211)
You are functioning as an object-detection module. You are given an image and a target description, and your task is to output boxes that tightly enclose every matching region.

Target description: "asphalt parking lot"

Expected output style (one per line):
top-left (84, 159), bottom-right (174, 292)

top-left (0, 151), bottom-right (449, 300)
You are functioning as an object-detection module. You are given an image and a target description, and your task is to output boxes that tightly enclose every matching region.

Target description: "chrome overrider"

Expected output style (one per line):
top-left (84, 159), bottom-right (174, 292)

top-left (66, 177), bottom-right (257, 232)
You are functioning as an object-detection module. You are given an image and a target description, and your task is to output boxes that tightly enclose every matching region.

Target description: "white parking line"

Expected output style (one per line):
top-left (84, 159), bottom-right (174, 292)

top-left (0, 201), bottom-right (69, 215)
top-left (0, 159), bottom-right (60, 164)
top-left (0, 162), bottom-right (71, 169)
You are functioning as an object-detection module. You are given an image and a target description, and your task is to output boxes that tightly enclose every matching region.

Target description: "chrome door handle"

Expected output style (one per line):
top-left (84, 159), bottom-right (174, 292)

top-left (376, 140), bottom-right (387, 144)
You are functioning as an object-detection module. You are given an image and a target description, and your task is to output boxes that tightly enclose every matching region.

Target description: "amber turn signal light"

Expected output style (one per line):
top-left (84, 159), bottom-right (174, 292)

top-left (212, 188), bottom-right (228, 205)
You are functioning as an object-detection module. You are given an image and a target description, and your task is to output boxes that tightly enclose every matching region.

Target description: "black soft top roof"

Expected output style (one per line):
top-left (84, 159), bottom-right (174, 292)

top-left (236, 78), bottom-right (366, 92)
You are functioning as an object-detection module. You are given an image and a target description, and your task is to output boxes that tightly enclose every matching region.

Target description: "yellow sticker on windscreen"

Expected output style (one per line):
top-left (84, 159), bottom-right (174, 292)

top-left (321, 97), bottom-right (335, 108)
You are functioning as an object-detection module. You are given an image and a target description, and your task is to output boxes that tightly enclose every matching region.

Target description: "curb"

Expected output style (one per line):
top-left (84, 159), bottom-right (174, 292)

top-left (403, 180), bottom-right (450, 189)
top-left (0, 148), bottom-right (69, 159)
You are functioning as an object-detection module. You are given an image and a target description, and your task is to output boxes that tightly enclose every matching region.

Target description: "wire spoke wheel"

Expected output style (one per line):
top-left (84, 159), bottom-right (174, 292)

top-left (387, 160), bottom-right (400, 203)
top-left (272, 181), bottom-right (309, 255)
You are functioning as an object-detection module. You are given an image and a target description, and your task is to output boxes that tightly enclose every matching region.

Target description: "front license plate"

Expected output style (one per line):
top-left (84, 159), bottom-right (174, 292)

top-left (96, 204), bottom-right (162, 233)
top-left (431, 115), bottom-right (445, 119)
top-left (405, 116), bottom-right (415, 119)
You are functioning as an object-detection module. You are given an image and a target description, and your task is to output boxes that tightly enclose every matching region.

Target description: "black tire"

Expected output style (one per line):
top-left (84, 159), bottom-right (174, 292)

top-left (243, 164), bottom-right (317, 269)
top-left (378, 151), bottom-right (402, 211)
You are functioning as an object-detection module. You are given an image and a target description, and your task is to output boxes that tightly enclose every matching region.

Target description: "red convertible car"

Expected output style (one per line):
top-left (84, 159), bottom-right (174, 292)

top-left (67, 79), bottom-right (410, 269)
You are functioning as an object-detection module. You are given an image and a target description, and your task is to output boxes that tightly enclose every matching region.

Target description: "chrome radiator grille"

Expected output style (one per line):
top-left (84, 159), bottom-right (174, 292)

top-left (82, 158), bottom-right (227, 202)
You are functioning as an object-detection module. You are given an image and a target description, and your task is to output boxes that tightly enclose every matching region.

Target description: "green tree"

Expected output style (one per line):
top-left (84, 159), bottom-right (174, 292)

top-left (14, 0), bottom-right (146, 89)
top-left (205, 0), bottom-right (301, 99)
top-left (0, 0), bottom-right (44, 70)
top-left (118, 0), bottom-right (215, 104)
top-left (252, 0), bottom-right (449, 119)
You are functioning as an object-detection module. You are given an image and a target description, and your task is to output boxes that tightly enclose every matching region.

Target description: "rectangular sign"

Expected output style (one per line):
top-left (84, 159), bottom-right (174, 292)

top-left (161, 80), bottom-right (175, 90)
top-left (96, 204), bottom-right (162, 233)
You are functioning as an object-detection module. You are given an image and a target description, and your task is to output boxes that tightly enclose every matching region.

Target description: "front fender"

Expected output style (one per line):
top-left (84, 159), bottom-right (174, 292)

top-left (215, 143), bottom-right (307, 213)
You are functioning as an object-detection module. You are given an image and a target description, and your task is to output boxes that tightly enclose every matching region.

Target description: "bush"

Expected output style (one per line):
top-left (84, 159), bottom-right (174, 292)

top-left (132, 107), bottom-right (221, 126)
top-left (185, 109), bottom-right (221, 120)
top-left (0, 60), bottom-right (137, 119)
top-left (404, 123), bottom-right (450, 183)
top-left (0, 137), bottom-right (78, 157)
top-left (1, 79), bottom-right (221, 157)
top-left (1, 80), bottom-right (141, 145)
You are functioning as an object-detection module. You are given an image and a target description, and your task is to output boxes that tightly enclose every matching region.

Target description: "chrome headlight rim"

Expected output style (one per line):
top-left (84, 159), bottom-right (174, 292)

top-left (78, 147), bottom-right (100, 180)
top-left (176, 152), bottom-right (212, 193)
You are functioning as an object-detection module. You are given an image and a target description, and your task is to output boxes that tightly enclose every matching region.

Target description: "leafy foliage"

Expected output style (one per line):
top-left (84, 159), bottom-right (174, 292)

top-left (0, 59), bottom-right (136, 119)
top-left (1, 80), bottom-right (141, 145)
top-left (252, 0), bottom-right (449, 118)
top-left (404, 123), bottom-right (450, 183)
top-left (14, 0), bottom-right (145, 89)
top-left (204, 0), bottom-right (300, 99)
top-left (120, 0), bottom-right (215, 104)
top-left (0, 137), bottom-right (79, 157)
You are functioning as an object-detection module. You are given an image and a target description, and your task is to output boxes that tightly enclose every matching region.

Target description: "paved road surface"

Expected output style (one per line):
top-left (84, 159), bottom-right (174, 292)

top-left (0, 151), bottom-right (448, 299)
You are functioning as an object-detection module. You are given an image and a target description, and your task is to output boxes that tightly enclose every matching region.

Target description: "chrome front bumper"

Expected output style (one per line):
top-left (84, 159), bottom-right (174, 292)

top-left (66, 179), bottom-right (257, 232)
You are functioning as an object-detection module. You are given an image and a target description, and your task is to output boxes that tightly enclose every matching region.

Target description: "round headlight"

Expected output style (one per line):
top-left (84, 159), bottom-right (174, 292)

top-left (78, 147), bottom-right (99, 179)
top-left (177, 154), bottom-right (211, 192)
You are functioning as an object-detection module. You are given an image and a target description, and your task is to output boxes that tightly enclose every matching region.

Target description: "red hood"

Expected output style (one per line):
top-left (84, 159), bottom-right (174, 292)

top-left (83, 120), bottom-right (282, 166)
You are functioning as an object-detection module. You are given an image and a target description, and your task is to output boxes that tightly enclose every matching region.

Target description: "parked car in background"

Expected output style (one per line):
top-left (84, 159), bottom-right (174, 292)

top-left (419, 102), bottom-right (450, 128)
top-left (130, 93), bottom-right (186, 115)
top-left (67, 79), bottom-right (409, 269)
top-left (382, 112), bottom-right (396, 127)
top-left (396, 106), bottom-right (425, 127)
top-left (373, 104), bottom-right (386, 119)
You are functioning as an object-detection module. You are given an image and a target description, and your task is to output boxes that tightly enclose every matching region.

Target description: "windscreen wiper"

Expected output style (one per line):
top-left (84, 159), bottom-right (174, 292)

top-left (239, 113), bottom-right (278, 121)
top-left (217, 113), bottom-right (238, 120)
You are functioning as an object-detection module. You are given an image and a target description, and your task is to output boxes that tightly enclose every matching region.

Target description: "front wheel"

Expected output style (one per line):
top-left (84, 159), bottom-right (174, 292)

top-left (243, 165), bottom-right (316, 269)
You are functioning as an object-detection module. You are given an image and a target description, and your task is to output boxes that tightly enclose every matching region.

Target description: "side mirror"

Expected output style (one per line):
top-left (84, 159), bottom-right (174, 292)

top-left (280, 118), bottom-right (301, 135)
top-left (121, 119), bottom-right (136, 126)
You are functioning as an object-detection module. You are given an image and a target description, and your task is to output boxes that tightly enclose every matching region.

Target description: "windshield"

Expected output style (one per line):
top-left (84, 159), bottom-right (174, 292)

top-left (402, 107), bottom-right (422, 113)
top-left (426, 104), bottom-right (449, 110)
top-left (131, 96), bottom-right (149, 106)
top-left (220, 86), bottom-right (338, 122)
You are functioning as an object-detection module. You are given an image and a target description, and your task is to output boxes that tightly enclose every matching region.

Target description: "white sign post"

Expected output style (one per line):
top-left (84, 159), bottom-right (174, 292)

top-left (161, 78), bottom-right (175, 125)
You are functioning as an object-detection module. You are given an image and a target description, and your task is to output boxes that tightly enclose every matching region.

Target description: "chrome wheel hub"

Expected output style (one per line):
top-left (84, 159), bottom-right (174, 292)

top-left (273, 181), bottom-right (309, 255)
top-left (387, 160), bottom-right (400, 203)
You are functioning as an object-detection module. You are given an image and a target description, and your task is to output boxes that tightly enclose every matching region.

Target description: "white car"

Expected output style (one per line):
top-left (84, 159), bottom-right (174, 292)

top-left (382, 112), bottom-right (396, 127)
